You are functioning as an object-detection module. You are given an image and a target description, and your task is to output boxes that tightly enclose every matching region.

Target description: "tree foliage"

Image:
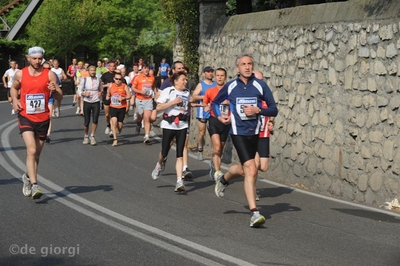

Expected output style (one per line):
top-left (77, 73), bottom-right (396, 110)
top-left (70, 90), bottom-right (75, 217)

top-left (1, 0), bottom-right (174, 62)
top-left (161, 0), bottom-right (199, 81)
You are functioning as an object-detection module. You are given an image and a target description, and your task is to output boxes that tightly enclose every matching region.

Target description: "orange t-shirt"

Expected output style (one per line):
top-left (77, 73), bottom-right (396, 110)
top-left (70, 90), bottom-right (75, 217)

top-left (109, 83), bottom-right (128, 109)
top-left (20, 67), bottom-right (51, 122)
top-left (133, 73), bottom-right (155, 100)
top-left (203, 86), bottom-right (230, 118)
top-left (81, 69), bottom-right (89, 78)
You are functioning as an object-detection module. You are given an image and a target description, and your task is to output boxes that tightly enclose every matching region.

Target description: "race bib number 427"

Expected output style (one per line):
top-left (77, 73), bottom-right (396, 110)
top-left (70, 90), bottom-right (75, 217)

top-left (26, 93), bottom-right (45, 114)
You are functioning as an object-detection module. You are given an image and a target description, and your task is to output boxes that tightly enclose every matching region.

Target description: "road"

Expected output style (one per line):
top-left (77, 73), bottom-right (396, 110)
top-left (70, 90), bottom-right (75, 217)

top-left (1, 96), bottom-right (399, 266)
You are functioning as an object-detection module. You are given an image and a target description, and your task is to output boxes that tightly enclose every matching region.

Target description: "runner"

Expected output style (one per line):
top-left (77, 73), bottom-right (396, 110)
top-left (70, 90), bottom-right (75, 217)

top-left (203, 68), bottom-right (230, 181)
top-left (73, 62), bottom-right (84, 115)
top-left (42, 61), bottom-right (58, 143)
top-left (151, 71), bottom-right (192, 192)
top-left (131, 63), bottom-right (156, 143)
top-left (101, 61), bottom-right (116, 135)
top-left (67, 58), bottom-right (78, 106)
top-left (120, 67), bottom-right (131, 118)
top-left (253, 70), bottom-right (275, 200)
top-left (128, 63), bottom-right (140, 121)
top-left (212, 54), bottom-right (278, 227)
top-left (2, 60), bottom-right (18, 115)
top-left (96, 60), bottom-right (107, 78)
top-left (159, 61), bottom-right (184, 91)
top-left (10, 46), bottom-right (63, 199)
top-left (106, 72), bottom-right (131, 146)
top-left (157, 58), bottom-right (170, 83)
top-left (192, 66), bottom-right (216, 160)
top-left (78, 65), bottom-right (102, 145)
top-left (50, 59), bottom-right (67, 117)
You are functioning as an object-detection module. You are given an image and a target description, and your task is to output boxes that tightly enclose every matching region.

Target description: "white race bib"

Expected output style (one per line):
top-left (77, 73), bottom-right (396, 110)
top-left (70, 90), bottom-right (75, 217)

top-left (236, 97), bottom-right (257, 120)
top-left (220, 104), bottom-right (230, 117)
top-left (26, 93), bottom-right (45, 114)
top-left (111, 94), bottom-right (121, 106)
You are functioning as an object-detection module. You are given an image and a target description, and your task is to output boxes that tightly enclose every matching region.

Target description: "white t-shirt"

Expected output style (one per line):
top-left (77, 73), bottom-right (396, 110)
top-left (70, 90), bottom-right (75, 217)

top-left (3, 68), bottom-right (18, 88)
top-left (51, 67), bottom-right (64, 87)
top-left (157, 86), bottom-right (190, 130)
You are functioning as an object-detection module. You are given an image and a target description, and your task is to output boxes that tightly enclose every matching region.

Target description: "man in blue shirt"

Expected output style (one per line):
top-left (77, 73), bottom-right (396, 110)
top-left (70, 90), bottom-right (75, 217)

top-left (212, 54), bottom-right (278, 228)
top-left (157, 58), bottom-right (170, 83)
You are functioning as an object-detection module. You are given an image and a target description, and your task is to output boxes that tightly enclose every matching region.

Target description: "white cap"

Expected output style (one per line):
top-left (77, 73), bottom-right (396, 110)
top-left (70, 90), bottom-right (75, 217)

top-left (28, 46), bottom-right (45, 57)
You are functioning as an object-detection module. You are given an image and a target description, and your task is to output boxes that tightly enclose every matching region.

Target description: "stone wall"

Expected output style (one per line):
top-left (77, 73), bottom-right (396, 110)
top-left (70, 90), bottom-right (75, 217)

top-left (189, 0), bottom-right (400, 207)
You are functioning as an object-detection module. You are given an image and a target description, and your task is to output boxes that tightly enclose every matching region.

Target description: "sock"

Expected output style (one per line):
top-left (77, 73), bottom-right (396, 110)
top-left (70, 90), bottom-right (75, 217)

top-left (250, 208), bottom-right (258, 213)
top-left (177, 177), bottom-right (182, 181)
top-left (156, 162), bottom-right (161, 170)
top-left (183, 165), bottom-right (188, 171)
top-left (220, 176), bottom-right (228, 185)
top-left (198, 148), bottom-right (203, 153)
top-left (84, 135), bottom-right (88, 137)
top-left (32, 182), bottom-right (37, 186)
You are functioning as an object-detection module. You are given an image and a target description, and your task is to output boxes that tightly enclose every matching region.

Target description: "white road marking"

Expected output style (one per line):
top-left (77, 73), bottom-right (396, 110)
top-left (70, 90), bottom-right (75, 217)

top-left (0, 117), bottom-right (257, 266)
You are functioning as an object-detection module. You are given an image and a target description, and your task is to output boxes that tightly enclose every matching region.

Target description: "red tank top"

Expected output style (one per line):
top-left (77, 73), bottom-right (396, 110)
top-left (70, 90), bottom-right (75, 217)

top-left (109, 83), bottom-right (127, 109)
top-left (259, 100), bottom-right (271, 138)
top-left (20, 67), bottom-right (51, 122)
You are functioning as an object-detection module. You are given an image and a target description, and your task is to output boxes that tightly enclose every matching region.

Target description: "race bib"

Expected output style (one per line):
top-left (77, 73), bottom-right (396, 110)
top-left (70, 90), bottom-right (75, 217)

top-left (174, 94), bottom-right (189, 111)
top-left (220, 104), bottom-right (230, 117)
top-left (260, 115), bottom-right (266, 131)
top-left (111, 94), bottom-right (121, 106)
top-left (26, 94), bottom-right (45, 114)
top-left (236, 97), bottom-right (257, 120)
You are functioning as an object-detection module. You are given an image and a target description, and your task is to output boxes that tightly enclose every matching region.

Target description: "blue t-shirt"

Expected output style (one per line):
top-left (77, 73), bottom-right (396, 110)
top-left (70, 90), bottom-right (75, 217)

top-left (212, 75), bottom-right (278, 136)
top-left (160, 63), bottom-right (170, 76)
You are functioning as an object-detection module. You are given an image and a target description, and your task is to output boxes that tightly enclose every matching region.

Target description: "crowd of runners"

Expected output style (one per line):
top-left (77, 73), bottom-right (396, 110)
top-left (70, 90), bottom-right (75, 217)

top-left (6, 47), bottom-right (278, 228)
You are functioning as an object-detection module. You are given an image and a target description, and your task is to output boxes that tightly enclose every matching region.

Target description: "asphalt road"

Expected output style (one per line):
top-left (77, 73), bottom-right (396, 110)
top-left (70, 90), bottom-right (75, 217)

top-left (1, 96), bottom-right (400, 266)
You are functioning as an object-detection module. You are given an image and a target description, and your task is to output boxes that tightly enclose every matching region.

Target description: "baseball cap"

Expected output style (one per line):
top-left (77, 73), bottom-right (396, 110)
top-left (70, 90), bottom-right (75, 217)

top-left (103, 57), bottom-right (109, 61)
top-left (203, 66), bottom-right (214, 72)
top-left (28, 46), bottom-right (45, 57)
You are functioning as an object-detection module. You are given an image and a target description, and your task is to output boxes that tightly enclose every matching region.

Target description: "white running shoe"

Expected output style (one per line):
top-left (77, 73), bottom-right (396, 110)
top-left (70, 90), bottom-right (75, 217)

top-left (90, 136), bottom-right (97, 146)
top-left (105, 127), bottom-right (111, 135)
top-left (31, 184), bottom-right (43, 200)
top-left (83, 137), bottom-right (89, 145)
top-left (250, 211), bottom-right (266, 228)
top-left (22, 173), bottom-right (32, 197)
top-left (143, 135), bottom-right (150, 144)
top-left (11, 109), bottom-right (15, 115)
top-left (174, 179), bottom-right (185, 192)
top-left (75, 107), bottom-right (80, 114)
top-left (151, 166), bottom-right (160, 180)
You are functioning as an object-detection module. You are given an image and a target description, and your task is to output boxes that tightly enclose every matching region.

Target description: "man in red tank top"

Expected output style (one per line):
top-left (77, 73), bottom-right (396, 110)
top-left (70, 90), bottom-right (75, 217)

top-left (10, 46), bottom-right (63, 200)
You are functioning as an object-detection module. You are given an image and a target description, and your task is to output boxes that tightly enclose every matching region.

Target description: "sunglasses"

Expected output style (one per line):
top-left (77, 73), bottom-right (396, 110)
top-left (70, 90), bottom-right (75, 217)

top-left (114, 78), bottom-right (122, 80)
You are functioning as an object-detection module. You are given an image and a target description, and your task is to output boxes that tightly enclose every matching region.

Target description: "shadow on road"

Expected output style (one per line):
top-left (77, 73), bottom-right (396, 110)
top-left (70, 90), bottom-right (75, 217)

top-left (35, 185), bottom-right (113, 204)
top-left (257, 186), bottom-right (293, 199)
top-left (331, 208), bottom-right (400, 224)
top-left (0, 177), bottom-right (21, 185)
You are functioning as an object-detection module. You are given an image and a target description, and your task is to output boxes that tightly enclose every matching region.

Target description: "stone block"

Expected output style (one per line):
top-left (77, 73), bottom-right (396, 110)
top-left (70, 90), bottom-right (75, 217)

top-left (379, 24), bottom-right (393, 40)
top-left (358, 174), bottom-right (369, 192)
top-left (369, 171), bottom-right (383, 192)
top-left (386, 43), bottom-right (397, 58)
top-left (369, 130), bottom-right (383, 143)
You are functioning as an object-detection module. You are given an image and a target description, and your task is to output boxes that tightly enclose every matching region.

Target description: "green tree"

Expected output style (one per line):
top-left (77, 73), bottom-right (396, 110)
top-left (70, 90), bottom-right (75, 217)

top-left (1, 0), bottom-right (173, 62)
top-left (161, 0), bottom-right (199, 81)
